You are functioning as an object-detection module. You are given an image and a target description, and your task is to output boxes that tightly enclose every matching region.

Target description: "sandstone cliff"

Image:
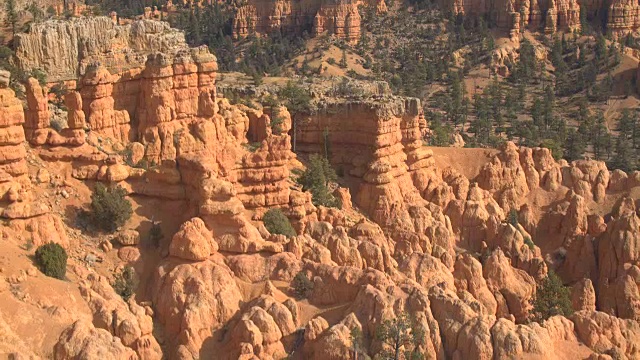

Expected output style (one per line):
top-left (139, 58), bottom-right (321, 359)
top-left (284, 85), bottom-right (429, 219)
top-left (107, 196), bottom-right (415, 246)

top-left (14, 17), bottom-right (190, 82)
top-left (440, 0), bottom-right (640, 38)
top-left (232, 0), bottom-right (366, 43)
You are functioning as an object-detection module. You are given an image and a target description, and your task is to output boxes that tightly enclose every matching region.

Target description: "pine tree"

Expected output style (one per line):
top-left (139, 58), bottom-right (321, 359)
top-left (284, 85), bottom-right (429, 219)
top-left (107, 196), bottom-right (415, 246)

top-left (531, 271), bottom-right (573, 322)
top-left (610, 136), bottom-right (637, 172)
top-left (339, 48), bottom-right (348, 68)
top-left (471, 93), bottom-right (492, 146)
top-left (512, 38), bottom-right (539, 83)
top-left (564, 128), bottom-right (586, 162)
top-left (592, 112), bottom-right (612, 160)
top-left (5, 0), bottom-right (18, 36)
top-left (618, 109), bottom-right (637, 138)
top-left (376, 312), bottom-right (425, 360)
top-left (445, 72), bottom-right (467, 127)
top-left (278, 81), bottom-right (311, 151)
top-left (595, 34), bottom-right (607, 67)
top-left (297, 154), bottom-right (339, 208)
top-left (579, 5), bottom-right (589, 34)
top-left (542, 85), bottom-right (556, 131)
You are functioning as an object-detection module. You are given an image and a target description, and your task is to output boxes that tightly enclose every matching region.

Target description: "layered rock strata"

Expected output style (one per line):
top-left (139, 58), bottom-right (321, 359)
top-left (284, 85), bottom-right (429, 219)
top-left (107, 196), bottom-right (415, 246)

top-left (6, 17), bottom-right (640, 360)
top-left (232, 0), bottom-right (366, 43)
top-left (14, 17), bottom-right (189, 82)
top-left (0, 71), bottom-right (67, 247)
top-left (440, 0), bottom-right (639, 38)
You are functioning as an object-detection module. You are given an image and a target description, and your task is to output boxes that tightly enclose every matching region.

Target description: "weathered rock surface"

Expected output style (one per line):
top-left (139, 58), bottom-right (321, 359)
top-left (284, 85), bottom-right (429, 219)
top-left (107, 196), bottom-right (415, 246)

top-left (5, 14), bottom-right (640, 360)
top-left (232, 0), bottom-right (364, 43)
top-left (54, 320), bottom-right (138, 360)
top-left (55, 273), bottom-right (163, 360)
top-left (439, 0), bottom-right (639, 37)
top-left (0, 72), bottom-right (68, 247)
top-left (152, 259), bottom-right (243, 358)
top-left (15, 17), bottom-right (190, 82)
top-left (169, 217), bottom-right (218, 261)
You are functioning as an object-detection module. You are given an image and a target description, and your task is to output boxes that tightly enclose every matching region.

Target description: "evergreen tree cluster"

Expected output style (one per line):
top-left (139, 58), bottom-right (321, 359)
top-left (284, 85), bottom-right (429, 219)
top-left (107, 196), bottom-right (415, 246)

top-left (168, 2), bottom-right (236, 70)
top-left (168, 3), bottom-right (307, 75)
top-left (296, 154), bottom-right (340, 208)
top-left (429, 31), bottom-right (638, 171)
top-left (610, 109), bottom-right (640, 172)
top-left (358, 7), bottom-right (494, 97)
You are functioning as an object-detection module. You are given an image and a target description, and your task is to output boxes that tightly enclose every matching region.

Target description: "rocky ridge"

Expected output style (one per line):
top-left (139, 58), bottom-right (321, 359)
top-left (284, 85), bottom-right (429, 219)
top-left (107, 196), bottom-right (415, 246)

top-left (440, 0), bottom-right (640, 39)
top-left (231, 0), bottom-right (385, 43)
top-left (1, 17), bottom-right (640, 360)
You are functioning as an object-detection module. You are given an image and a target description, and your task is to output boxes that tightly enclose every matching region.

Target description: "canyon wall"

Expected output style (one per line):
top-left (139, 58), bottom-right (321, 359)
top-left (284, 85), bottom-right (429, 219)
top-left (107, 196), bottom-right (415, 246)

top-left (232, 0), bottom-right (378, 43)
top-left (0, 70), bottom-right (68, 250)
top-left (440, 0), bottom-right (640, 39)
top-left (14, 17), bottom-right (190, 82)
top-left (5, 16), bottom-right (640, 360)
top-left (14, 17), bottom-right (310, 244)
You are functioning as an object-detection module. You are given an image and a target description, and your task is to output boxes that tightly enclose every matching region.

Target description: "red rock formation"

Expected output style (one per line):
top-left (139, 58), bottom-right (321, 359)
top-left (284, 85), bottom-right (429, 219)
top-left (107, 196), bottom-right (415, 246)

top-left (608, 0), bottom-right (640, 39)
top-left (0, 71), bottom-right (68, 247)
top-left (232, 0), bottom-right (364, 43)
top-left (152, 259), bottom-right (243, 358)
top-left (23, 78), bottom-right (50, 143)
top-left (80, 66), bottom-right (132, 142)
top-left (597, 197), bottom-right (640, 320)
top-left (0, 71), bottom-right (28, 182)
top-left (54, 320), bottom-right (138, 360)
top-left (439, 0), bottom-right (640, 36)
top-left (66, 274), bottom-right (163, 359)
top-left (8, 16), bottom-right (640, 360)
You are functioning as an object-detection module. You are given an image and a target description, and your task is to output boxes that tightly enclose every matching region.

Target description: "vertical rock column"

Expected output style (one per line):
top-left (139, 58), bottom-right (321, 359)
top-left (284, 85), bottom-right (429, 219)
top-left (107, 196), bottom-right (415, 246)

top-left (556, 0), bottom-right (582, 32)
top-left (172, 55), bottom-right (200, 121)
top-left (0, 71), bottom-right (67, 247)
top-left (61, 91), bottom-right (87, 146)
top-left (65, 91), bottom-right (86, 130)
top-left (137, 53), bottom-right (177, 163)
top-left (194, 47), bottom-right (218, 118)
top-left (529, 0), bottom-right (543, 29)
top-left (80, 66), bottom-right (132, 142)
top-left (24, 78), bottom-right (50, 145)
top-left (545, 0), bottom-right (559, 34)
top-left (0, 71), bottom-right (28, 184)
top-left (607, 0), bottom-right (640, 40)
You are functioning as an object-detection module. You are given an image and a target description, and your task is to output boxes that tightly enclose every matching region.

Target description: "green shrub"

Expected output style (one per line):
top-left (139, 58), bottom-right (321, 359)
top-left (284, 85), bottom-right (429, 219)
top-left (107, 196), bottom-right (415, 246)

top-left (49, 82), bottom-right (68, 108)
top-left (148, 222), bottom-right (164, 248)
top-left (297, 154), bottom-right (340, 208)
top-left (263, 208), bottom-right (296, 237)
top-left (90, 183), bottom-right (133, 233)
top-left (50, 117), bottom-right (67, 132)
top-left (524, 237), bottom-right (535, 250)
top-left (243, 142), bottom-right (262, 152)
top-left (531, 270), bottom-right (573, 322)
top-left (113, 266), bottom-right (138, 301)
top-left (508, 209), bottom-right (519, 227)
top-left (31, 68), bottom-right (47, 86)
top-left (35, 243), bottom-right (67, 279)
top-left (291, 271), bottom-right (314, 299)
top-left (270, 109), bottom-right (285, 135)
